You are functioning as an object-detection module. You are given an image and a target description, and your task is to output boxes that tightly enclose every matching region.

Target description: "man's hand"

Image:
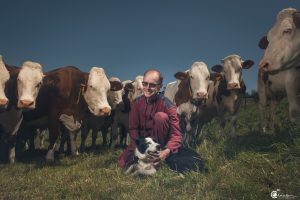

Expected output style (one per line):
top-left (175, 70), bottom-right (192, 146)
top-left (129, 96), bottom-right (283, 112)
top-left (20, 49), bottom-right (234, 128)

top-left (148, 148), bottom-right (171, 166)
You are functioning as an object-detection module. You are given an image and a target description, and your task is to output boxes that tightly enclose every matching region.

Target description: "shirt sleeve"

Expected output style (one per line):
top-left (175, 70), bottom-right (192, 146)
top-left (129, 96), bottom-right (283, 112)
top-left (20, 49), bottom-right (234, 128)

top-left (129, 100), bottom-right (140, 141)
top-left (165, 105), bottom-right (182, 153)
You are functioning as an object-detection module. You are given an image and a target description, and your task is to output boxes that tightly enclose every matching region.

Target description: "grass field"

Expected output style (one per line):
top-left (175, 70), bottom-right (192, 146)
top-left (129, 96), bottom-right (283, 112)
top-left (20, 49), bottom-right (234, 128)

top-left (0, 99), bottom-right (299, 200)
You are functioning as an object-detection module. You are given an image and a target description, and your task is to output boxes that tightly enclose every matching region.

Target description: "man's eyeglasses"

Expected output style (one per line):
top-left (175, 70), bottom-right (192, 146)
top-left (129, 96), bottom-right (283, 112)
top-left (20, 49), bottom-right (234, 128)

top-left (142, 81), bottom-right (160, 88)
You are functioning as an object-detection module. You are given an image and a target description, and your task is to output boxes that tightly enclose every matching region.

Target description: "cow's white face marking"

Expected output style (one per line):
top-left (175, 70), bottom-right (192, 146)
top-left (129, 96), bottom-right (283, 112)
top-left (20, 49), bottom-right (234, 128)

top-left (84, 67), bottom-right (111, 116)
top-left (222, 55), bottom-right (243, 89)
top-left (132, 75), bottom-right (143, 100)
top-left (0, 55), bottom-right (9, 107)
top-left (189, 61), bottom-right (210, 99)
top-left (17, 61), bottom-right (44, 109)
top-left (260, 8), bottom-right (300, 72)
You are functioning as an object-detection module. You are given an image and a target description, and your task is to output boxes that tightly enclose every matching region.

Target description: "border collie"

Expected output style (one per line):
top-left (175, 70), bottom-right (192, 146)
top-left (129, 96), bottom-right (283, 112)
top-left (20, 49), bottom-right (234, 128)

top-left (125, 137), bottom-right (160, 176)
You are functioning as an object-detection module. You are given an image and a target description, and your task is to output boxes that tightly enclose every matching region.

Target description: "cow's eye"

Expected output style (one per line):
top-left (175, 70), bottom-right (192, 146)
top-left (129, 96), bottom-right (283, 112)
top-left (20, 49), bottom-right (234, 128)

top-left (206, 76), bottom-right (210, 80)
top-left (190, 76), bottom-right (194, 79)
top-left (283, 28), bottom-right (292, 35)
top-left (36, 82), bottom-right (42, 88)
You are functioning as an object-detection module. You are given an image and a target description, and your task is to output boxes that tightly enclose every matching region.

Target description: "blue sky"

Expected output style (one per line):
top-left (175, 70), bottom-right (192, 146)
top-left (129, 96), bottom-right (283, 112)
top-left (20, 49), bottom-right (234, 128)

top-left (0, 0), bottom-right (299, 92)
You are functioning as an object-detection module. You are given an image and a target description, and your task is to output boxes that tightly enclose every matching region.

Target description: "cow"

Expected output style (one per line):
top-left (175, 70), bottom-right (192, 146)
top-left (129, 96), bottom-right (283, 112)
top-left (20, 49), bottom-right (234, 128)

top-left (19, 66), bottom-right (122, 162)
top-left (0, 55), bottom-right (10, 108)
top-left (79, 75), bottom-right (143, 151)
top-left (195, 55), bottom-right (254, 143)
top-left (164, 61), bottom-right (212, 146)
top-left (79, 77), bottom-right (123, 152)
top-left (258, 8), bottom-right (300, 132)
top-left (0, 58), bottom-right (44, 163)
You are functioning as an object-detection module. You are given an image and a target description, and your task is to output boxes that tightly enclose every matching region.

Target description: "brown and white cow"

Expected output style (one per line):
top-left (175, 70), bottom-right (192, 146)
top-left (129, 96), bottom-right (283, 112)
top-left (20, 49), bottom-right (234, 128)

top-left (196, 55), bottom-right (253, 140)
top-left (80, 76), bottom-right (143, 151)
top-left (20, 66), bottom-right (122, 162)
top-left (0, 56), bottom-right (21, 163)
top-left (79, 77), bottom-right (124, 152)
top-left (164, 61), bottom-right (211, 145)
top-left (0, 58), bottom-right (44, 163)
top-left (258, 8), bottom-right (300, 132)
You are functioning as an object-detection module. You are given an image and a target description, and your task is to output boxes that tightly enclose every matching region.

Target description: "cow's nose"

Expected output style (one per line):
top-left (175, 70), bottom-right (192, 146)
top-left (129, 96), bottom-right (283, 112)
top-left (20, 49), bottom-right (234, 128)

top-left (100, 107), bottom-right (111, 116)
top-left (196, 92), bottom-right (208, 99)
top-left (19, 99), bottom-right (34, 107)
top-left (259, 61), bottom-right (269, 71)
top-left (227, 83), bottom-right (239, 89)
top-left (0, 98), bottom-right (8, 106)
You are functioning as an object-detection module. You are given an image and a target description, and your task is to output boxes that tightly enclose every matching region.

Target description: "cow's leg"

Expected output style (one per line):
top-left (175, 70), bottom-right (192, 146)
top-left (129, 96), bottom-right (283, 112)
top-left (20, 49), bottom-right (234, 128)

top-left (46, 120), bottom-right (60, 163)
top-left (28, 128), bottom-right (36, 152)
top-left (58, 128), bottom-right (68, 154)
top-left (229, 114), bottom-right (237, 137)
top-left (101, 126), bottom-right (108, 146)
top-left (8, 135), bottom-right (17, 164)
top-left (38, 129), bottom-right (46, 148)
top-left (286, 76), bottom-right (300, 124)
top-left (69, 130), bottom-right (79, 156)
top-left (110, 122), bottom-right (118, 149)
top-left (258, 72), bottom-right (267, 134)
top-left (268, 99), bottom-right (277, 133)
top-left (91, 129), bottom-right (98, 150)
top-left (79, 120), bottom-right (89, 152)
top-left (218, 114), bottom-right (226, 138)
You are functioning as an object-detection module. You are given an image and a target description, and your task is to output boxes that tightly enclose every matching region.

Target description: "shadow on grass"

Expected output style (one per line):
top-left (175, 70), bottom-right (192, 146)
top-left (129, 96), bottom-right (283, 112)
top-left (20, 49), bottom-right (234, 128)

top-left (223, 130), bottom-right (299, 159)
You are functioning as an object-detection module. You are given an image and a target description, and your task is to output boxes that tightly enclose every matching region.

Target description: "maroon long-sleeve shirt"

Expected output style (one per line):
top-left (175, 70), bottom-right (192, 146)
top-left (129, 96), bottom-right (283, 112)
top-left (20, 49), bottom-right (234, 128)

top-left (129, 93), bottom-right (182, 153)
top-left (118, 93), bottom-right (183, 168)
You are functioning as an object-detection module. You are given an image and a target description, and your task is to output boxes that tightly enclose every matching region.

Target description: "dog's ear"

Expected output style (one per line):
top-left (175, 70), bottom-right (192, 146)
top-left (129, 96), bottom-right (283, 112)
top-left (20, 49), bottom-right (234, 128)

top-left (135, 137), bottom-right (147, 154)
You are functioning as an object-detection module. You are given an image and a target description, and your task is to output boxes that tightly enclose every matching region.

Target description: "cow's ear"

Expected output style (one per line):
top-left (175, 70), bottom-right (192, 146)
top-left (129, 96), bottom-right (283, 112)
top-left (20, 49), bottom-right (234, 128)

top-left (242, 60), bottom-right (254, 69)
top-left (210, 72), bottom-right (223, 81)
top-left (258, 36), bottom-right (268, 49)
top-left (124, 82), bottom-right (134, 92)
top-left (110, 81), bottom-right (123, 91)
top-left (174, 72), bottom-right (188, 80)
top-left (211, 65), bottom-right (223, 73)
top-left (293, 11), bottom-right (300, 29)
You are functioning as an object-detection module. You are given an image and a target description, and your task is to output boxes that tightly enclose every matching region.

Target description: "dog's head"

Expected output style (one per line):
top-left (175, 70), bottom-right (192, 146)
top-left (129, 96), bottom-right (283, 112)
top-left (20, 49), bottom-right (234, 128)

top-left (134, 137), bottom-right (161, 160)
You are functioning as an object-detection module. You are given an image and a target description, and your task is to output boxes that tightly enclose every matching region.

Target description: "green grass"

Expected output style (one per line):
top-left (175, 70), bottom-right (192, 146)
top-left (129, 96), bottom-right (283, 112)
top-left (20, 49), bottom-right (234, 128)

top-left (0, 98), bottom-right (299, 200)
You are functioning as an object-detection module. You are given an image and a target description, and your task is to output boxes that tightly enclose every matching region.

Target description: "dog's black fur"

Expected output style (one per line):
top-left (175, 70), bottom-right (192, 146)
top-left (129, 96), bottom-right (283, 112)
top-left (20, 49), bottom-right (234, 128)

top-left (166, 147), bottom-right (208, 173)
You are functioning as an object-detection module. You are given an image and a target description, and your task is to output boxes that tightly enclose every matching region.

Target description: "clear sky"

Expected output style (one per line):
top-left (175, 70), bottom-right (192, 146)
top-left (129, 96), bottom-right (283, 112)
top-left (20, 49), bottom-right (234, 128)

top-left (0, 0), bottom-right (299, 92)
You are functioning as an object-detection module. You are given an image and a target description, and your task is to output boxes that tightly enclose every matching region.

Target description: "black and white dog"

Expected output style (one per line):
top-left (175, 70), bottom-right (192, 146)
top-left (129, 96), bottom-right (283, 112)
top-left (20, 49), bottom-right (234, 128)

top-left (125, 137), bottom-right (161, 176)
top-left (125, 136), bottom-right (207, 176)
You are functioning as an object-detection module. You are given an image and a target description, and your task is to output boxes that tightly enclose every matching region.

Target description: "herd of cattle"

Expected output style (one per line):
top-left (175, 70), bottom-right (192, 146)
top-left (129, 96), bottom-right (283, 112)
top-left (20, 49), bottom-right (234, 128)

top-left (0, 8), bottom-right (299, 164)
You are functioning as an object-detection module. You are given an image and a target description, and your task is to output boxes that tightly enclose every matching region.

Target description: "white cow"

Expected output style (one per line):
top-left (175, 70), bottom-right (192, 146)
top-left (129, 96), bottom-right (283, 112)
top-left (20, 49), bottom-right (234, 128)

top-left (258, 8), bottom-right (300, 131)
top-left (164, 61), bottom-right (211, 145)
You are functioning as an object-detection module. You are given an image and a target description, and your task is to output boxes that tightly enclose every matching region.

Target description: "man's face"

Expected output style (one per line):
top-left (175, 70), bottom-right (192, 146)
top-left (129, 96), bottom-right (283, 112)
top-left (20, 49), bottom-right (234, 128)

top-left (142, 71), bottom-right (161, 98)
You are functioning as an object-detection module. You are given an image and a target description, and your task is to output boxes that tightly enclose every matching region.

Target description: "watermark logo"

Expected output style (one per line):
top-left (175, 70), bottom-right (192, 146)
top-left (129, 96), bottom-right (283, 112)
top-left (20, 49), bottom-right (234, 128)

top-left (271, 189), bottom-right (298, 199)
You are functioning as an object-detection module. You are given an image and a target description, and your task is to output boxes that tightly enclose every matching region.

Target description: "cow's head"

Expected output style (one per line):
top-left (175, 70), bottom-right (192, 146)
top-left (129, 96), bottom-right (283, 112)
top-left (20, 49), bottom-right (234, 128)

top-left (107, 77), bottom-right (124, 110)
top-left (212, 55), bottom-right (253, 90)
top-left (259, 8), bottom-right (300, 72)
top-left (175, 61), bottom-right (210, 100)
top-left (17, 61), bottom-right (44, 109)
top-left (0, 55), bottom-right (10, 108)
top-left (131, 75), bottom-right (144, 100)
top-left (84, 67), bottom-right (122, 116)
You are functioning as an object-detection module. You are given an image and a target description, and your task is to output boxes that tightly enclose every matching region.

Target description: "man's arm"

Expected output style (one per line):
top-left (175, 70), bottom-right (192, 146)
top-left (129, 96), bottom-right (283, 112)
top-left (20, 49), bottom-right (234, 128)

top-left (165, 105), bottom-right (183, 153)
